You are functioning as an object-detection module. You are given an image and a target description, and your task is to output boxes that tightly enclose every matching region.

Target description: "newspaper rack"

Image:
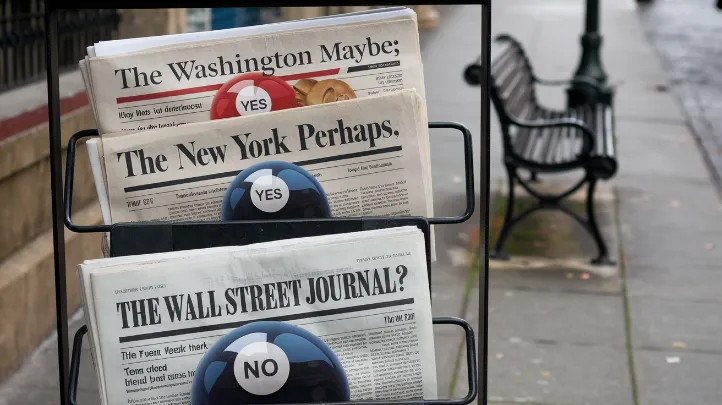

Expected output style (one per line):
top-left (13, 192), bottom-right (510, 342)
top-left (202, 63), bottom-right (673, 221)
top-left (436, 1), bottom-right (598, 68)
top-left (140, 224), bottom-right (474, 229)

top-left (62, 122), bottom-right (477, 405)
top-left (45, 3), bottom-right (490, 405)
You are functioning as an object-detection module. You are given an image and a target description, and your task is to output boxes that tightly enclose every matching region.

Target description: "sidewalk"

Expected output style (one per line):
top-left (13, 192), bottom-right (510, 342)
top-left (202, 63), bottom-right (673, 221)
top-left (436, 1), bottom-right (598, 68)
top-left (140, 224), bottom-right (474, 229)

top-left (487, 1), bottom-right (722, 404)
top-left (639, 0), bottom-right (722, 186)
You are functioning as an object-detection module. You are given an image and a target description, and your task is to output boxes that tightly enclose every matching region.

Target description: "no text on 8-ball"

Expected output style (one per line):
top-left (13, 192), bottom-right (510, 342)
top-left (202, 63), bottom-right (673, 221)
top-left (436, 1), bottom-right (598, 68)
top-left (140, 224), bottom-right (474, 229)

top-left (221, 161), bottom-right (331, 221)
top-left (191, 321), bottom-right (350, 405)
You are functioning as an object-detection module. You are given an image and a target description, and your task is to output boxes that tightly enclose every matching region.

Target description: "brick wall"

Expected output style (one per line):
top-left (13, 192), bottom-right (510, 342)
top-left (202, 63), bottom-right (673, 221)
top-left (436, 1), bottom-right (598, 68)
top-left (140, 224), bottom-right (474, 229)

top-left (0, 103), bottom-right (103, 381)
top-left (0, 8), bottom-right (179, 382)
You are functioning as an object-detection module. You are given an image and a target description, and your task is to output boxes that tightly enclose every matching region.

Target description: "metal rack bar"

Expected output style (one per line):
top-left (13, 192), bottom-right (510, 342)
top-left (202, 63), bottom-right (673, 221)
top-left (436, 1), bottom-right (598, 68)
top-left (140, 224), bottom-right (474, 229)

top-left (68, 317), bottom-right (477, 405)
top-left (63, 122), bottom-right (475, 233)
top-left (44, 6), bottom-right (70, 403)
top-left (479, 4), bottom-right (492, 400)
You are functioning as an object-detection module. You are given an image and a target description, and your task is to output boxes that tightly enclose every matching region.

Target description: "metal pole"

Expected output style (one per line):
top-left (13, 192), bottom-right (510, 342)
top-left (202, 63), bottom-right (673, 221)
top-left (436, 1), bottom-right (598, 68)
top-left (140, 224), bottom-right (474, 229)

top-left (479, 2), bottom-right (492, 401)
top-left (45, 6), bottom-right (70, 405)
top-left (567, 0), bottom-right (608, 107)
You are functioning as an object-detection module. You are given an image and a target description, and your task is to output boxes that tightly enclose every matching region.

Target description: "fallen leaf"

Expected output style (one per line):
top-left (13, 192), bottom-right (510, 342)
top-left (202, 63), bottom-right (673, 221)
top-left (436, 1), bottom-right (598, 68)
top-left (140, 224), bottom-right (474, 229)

top-left (580, 272), bottom-right (591, 280)
top-left (566, 273), bottom-right (575, 279)
top-left (541, 370), bottom-right (551, 377)
top-left (670, 200), bottom-right (681, 208)
top-left (496, 353), bottom-right (504, 359)
top-left (666, 356), bottom-right (681, 364)
top-left (704, 243), bottom-right (715, 250)
top-left (672, 341), bottom-right (687, 349)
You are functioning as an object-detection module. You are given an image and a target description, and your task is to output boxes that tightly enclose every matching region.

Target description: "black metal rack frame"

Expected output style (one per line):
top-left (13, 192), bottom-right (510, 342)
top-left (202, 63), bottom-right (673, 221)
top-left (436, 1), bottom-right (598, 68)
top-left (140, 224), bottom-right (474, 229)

top-left (43, 2), bottom-right (492, 405)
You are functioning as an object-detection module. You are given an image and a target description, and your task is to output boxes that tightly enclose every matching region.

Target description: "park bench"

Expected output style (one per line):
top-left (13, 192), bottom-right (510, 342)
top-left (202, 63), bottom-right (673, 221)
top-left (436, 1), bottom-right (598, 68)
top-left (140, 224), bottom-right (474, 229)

top-left (489, 34), bottom-right (618, 265)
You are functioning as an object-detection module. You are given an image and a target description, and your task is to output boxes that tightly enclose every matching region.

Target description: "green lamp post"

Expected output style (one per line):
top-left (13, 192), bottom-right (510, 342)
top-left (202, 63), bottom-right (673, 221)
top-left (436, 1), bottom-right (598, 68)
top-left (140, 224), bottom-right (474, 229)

top-left (567, 0), bottom-right (609, 107)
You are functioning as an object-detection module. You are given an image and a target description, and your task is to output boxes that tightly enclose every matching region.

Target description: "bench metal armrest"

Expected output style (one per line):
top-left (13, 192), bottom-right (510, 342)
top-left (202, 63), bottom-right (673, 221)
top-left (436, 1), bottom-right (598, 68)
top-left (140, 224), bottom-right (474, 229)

top-left (533, 75), bottom-right (608, 93)
top-left (506, 114), bottom-right (596, 157)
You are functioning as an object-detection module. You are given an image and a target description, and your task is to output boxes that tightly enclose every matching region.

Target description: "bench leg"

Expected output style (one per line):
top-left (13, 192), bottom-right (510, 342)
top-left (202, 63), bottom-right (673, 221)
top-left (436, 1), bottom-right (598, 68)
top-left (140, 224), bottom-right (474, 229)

top-left (491, 165), bottom-right (517, 260)
top-left (586, 178), bottom-right (615, 265)
top-left (529, 171), bottom-right (540, 183)
top-left (492, 167), bottom-right (615, 266)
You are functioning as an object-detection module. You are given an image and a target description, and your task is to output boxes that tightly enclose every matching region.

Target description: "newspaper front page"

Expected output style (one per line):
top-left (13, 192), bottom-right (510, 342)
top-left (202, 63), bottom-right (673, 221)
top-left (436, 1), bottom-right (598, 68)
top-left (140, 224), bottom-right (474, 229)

top-left (85, 12), bottom-right (425, 135)
top-left (89, 8), bottom-right (411, 58)
top-left (80, 227), bottom-right (436, 405)
top-left (100, 90), bottom-right (431, 225)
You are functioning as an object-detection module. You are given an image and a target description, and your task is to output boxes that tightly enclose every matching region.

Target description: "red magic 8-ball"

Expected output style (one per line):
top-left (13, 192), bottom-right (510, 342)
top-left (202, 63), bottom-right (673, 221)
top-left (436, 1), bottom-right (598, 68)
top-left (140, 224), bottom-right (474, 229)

top-left (210, 72), bottom-right (301, 120)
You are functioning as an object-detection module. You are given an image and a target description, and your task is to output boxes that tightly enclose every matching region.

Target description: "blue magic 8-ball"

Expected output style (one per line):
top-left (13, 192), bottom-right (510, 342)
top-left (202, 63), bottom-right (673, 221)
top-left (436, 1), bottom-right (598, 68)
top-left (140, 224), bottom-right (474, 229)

top-left (220, 161), bottom-right (331, 221)
top-left (191, 321), bottom-right (350, 405)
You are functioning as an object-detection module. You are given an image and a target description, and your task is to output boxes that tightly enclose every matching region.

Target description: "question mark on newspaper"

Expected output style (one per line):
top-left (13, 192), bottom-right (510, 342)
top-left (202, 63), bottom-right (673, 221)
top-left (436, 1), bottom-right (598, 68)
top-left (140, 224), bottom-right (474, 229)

top-left (396, 265), bottom-right (408, 291)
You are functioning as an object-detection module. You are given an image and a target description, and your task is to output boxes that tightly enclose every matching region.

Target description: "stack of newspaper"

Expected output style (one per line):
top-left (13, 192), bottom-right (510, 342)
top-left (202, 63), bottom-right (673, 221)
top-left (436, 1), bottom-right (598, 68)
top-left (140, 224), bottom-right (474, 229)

top-left (78, 226), bottom-right (437, 405)
top-left (78, 7), bottom-right (435, 231)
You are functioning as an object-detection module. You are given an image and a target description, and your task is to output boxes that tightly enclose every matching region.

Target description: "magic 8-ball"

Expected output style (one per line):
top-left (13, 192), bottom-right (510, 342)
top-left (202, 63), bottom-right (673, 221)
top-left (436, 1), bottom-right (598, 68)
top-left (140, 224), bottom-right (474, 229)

top-left (220, 161), bottom-right (331, 221)
top-left (210, 72), bottom-right (300, 120)
top-left (191, 321), bottom-right (350, 405)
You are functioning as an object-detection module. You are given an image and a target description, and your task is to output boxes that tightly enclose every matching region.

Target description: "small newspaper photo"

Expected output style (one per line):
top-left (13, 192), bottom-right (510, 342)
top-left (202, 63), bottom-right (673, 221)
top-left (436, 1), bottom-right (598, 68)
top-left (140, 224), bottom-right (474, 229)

top-left (78, 227), bottom-right (437, 405)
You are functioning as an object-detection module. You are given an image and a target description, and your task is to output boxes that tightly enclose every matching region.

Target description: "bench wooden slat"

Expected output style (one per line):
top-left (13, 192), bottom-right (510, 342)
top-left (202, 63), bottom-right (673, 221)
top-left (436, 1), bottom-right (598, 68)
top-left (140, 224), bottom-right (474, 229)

top-left (512, 106), bottom-right (538, 159)
top-left (596, 104), bottom-right (605, 157)
top-left (559, 110), bottom-right (573, 164)
top-left (490, 44), bottom-right (520, 73)
top-left (604, 106), bottom-right (615, 158)
top-left (513, 126), bottom-right (533, 160)
top-left (526, 111), bottom-right (547, 163)
top-left (494, 49), bottom-right (526, 91)
top-left (523, 126), bottom-right (541, 161)
top-left (506, 83), bottom-right (534, 117)
top-left (491, 43), bottom-right (536, 119)
top-left (495, 59), bottom-right (522, 92)
top-left (540, 111), bottom-right (562, 164)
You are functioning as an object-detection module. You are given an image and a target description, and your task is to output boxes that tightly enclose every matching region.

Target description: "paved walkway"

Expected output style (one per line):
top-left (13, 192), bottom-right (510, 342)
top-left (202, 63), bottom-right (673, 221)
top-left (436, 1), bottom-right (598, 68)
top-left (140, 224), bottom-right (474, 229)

top-left (639, 0), bottom-right (722, 186)
top-left (488, 1), bottom-right (722, 404)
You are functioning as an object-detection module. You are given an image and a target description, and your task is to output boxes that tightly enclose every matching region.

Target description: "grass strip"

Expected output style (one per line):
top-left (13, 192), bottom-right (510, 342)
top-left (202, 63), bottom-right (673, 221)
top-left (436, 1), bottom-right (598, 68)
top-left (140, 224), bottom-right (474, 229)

top-left (614, 189), bottom-right (640, 405)
top-left (447, 240), bottom-right (480, 398)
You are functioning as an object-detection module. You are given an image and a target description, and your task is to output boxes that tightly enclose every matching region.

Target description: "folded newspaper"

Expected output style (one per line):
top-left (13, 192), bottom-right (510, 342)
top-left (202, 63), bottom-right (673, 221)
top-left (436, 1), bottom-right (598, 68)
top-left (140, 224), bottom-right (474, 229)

top-left (91, 90), bottom-right (432, 227)
top-left (79, 7), bottom-right (427, 135)
top-left (79, 7), bottom-right (436, 256)
top-left (78, 226), bottom-right (437, 405)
